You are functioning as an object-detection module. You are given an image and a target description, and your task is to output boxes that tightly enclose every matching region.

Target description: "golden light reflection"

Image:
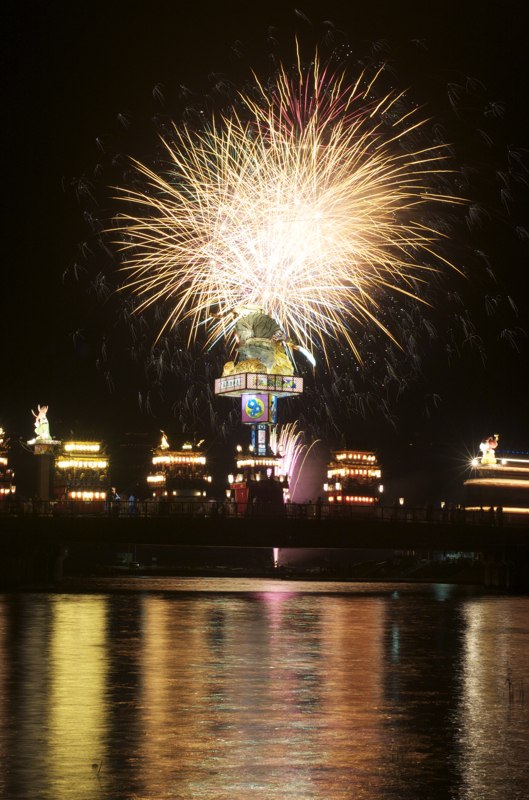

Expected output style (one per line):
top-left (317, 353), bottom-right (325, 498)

top-left (47, 599), bottom-right (108, 798)
top-left (14, 599), bottom-right (51, 797)
top-left (139, 596), bottom-right (211, 796)
top-left (137, 589), bottom-right (391, 798)
top-left (457, 599), bottom-right (529, 797)
top-left (317, 596), bottom-right (387, 791)
top-left (3, 586), bottom-right (529, 798)
top-left (0, 600), bottom-right (7, 795)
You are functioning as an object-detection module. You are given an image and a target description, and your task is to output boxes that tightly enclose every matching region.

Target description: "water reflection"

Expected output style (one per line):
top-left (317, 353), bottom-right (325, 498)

top-left (0, 599), bottom-right (8, 799)
top-left (12, 598), bottom-right (53, 797)
top-left (0, 581), bottom-right (527, 799)
top-left (47, 598), bottom-right (108, 798)
top-left (457, 598), bottom-right (529, 799)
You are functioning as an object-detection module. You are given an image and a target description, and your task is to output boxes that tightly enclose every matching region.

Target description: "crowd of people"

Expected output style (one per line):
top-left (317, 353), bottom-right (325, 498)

top-left (0, 492), bottom-right (509, 526)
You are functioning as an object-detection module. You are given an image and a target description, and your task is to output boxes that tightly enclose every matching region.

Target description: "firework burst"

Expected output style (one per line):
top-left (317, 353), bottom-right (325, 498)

top-left (115, 49), bottom-right (465, 363)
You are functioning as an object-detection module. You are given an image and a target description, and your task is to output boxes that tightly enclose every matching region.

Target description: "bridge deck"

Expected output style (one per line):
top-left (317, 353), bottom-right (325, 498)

top-left (1, 513), bottom-right (527, 551)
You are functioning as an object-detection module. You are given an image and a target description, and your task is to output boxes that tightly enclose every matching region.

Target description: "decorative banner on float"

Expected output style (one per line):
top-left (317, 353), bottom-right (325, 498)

top-left (242, 394), bottom-right (269, 423)
top-left (270, 395), bottom-right (277, 424)
top-left (257, 424), bottom-right (267, 455)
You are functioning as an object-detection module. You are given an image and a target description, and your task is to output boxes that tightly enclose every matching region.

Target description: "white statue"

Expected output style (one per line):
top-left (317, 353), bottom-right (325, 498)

top-left (30, 405), bottom-right (51, 443)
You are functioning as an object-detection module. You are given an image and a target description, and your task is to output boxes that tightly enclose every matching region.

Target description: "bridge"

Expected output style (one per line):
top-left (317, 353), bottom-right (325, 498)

top-left (1, 502), bottom-right (528, 590)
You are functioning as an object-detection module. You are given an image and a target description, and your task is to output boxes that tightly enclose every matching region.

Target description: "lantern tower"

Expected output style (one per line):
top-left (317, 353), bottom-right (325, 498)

top-left (0, 427), bottom-right (15, 506)
top-left (54, 440), bottom-right (111, 509)
top-left (147, 434), bottom-right (212, 502)
top-left (323, 448), bottom-right (382, 510)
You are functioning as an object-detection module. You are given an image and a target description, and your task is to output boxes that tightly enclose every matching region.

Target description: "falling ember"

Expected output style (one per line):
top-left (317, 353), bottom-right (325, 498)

top-left (114, 50), bottom-right (465, 364)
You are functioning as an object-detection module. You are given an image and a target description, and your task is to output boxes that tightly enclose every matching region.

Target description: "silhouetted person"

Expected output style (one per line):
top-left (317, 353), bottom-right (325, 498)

top-left (496, 506), bottom-right (503, 528)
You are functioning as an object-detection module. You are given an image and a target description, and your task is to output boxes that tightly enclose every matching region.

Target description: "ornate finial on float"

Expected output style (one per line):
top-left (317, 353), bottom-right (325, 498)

top-left (217, 305), bottom-right (315, 379)
top-left (26, 404), bottom-right (60, 501)
top-left (28, 405), bottom-right (52, 445)
top-left (479, 434), bottom-right (499, 465)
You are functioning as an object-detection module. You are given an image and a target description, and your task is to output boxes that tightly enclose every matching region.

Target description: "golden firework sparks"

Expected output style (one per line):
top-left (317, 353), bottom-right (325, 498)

top-left (115, 53), bottom-right (464, 363)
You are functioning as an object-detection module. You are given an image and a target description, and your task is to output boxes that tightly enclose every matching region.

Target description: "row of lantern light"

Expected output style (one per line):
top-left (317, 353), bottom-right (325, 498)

top-left (324, 482), bottom-right (384, 492)
top-left (154, 490), bottom-right (207, 497)
top-left (336, 453), bottom-right (377, 461)
top-left (57, 460), bottom-right (108, 469)
top-left (69, 491), bottom-right (106, 499)
top-left (228, 471), bottom-right (286, 483)
top-left (152, 455), bottom-right (206, 465)
top-left (472, 456), bottom-right (529, 466)
top-left (236, 458), bottom-right (281, 468)
top-left (147, 473), bottom-right (212, 483)
top-left (64, 443), bottom-right (100, 452)
top-left (329, 496), bottom-right (375, 503)
top-left (327, 468), bottom-right (382, 478)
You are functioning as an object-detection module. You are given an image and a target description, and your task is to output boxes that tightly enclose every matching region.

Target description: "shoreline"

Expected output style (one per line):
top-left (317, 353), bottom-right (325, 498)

top-left (76, 557), bottom-right (486, 585)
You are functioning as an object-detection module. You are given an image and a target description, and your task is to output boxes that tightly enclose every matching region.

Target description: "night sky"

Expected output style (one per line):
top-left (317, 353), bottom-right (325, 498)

top-left (4, 0), bottom-right (529, 500)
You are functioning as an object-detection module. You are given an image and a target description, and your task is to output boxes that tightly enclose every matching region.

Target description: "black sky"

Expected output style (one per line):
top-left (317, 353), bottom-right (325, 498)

top-left (3, 0), bottom-right (529, 497)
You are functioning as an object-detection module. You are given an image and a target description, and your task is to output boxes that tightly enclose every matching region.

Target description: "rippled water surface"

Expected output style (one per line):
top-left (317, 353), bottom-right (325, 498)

top-left (1, 579), bottom-right (528, 799)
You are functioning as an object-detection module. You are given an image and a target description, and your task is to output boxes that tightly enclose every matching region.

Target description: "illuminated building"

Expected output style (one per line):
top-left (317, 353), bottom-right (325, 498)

top-left (228, 450), bottom-right (287, 509)
top-left (323, 449), bottom-right (382, 507)
top-left (464, 435), bottom-right (529, 515)
top-left (0, 427), bottom-right (15, 503)
top-left (147, 435), bottom-right (211, 500)
top-left (54, 440), bottom-right (111, 503)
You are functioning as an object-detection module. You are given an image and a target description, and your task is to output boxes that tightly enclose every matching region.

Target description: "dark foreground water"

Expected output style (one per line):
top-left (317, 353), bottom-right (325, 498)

top-left (0, 579), bottom-right (528, 800)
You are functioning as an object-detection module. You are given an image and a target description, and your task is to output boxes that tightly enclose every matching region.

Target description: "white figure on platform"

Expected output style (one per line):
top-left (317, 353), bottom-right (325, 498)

top-left (28, 405), bottom-right (51, 444)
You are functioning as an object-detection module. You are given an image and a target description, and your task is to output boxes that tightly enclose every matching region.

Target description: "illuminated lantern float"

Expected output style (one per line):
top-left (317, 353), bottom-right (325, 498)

top-left (0, 427), bottom-right (15, 506)
top-left (228, 450), bottom-right (287, 512)
top-left (323, 449), bottom-right (382, 514)
top-left (55, 441), bottom-right (111, 510)
top-left (214, 306), bottom-right (307, 509)
top-left (147, 434), bottom-right (212, 503)
top-left (465, 434), bottom-right (529, 517)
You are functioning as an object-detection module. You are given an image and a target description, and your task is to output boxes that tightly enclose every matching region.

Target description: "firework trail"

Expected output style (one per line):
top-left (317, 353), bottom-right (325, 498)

top-left (115, 49), bottom-right (465, 364)
top-left (271, 421), bottom-right (322, 501)
top-left (269, 422), bottom-right (306, 479)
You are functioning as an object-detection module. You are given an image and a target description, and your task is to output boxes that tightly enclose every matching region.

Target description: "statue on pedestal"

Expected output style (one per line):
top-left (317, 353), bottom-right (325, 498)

top-left (217, 305), bottom-right (314, 377)
top-left (28, 405), bottom-right (51, 444)
top-left (480, 434), bottom-right (499, 465)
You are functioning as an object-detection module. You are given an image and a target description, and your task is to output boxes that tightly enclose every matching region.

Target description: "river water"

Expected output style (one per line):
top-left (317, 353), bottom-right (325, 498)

top-left (0, 578), bottom-right (527, 799)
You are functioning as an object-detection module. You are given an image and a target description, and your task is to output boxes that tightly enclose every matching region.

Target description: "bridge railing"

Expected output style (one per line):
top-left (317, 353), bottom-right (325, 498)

top-left (0, 500), bottom-right (527, 527)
